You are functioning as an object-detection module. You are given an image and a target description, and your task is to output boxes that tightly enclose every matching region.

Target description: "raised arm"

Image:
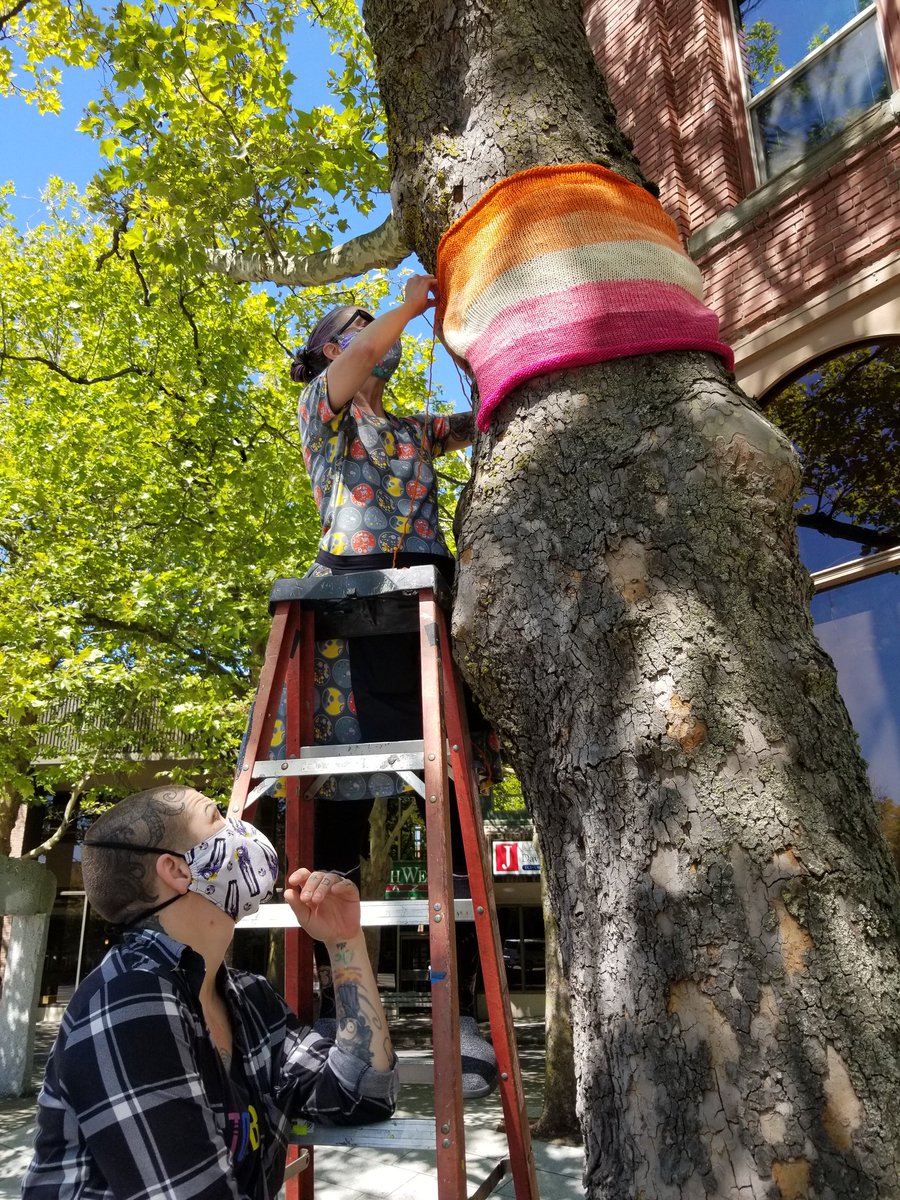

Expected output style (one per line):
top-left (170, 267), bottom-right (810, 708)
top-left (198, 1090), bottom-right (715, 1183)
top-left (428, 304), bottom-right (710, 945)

top-left (324, 275), bottom-right (437, 413)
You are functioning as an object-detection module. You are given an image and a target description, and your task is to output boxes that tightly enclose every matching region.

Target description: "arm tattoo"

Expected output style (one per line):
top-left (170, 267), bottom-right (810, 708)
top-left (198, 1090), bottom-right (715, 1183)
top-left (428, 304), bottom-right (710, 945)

top-left (331, 942), bottom-right (384, 1067)
top-left (448, 412), bottom-right (474, 444)
top-left (334, 977), bottom-right (374, 1065)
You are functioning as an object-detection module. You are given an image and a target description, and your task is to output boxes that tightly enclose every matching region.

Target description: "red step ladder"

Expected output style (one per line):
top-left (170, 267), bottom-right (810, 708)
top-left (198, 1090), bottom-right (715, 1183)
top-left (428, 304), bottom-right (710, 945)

top-left (229, 566), bottom-right (540, 1200)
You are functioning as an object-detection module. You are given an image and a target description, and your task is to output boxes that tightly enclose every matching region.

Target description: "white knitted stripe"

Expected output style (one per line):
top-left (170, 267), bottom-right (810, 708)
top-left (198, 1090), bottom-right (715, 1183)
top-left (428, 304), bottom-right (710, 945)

top-left (443, 239), bottom-right (705, 357)
top-left (445, 205), bottom-right (684, 315)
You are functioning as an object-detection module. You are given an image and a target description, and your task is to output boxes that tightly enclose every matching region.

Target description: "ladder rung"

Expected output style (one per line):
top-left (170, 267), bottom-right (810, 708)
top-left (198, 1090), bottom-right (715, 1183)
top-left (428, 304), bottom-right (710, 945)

top-left (291, 1118), bottom-right (436, 1150)
top-left (236, 899), bottom-right (475, 929)
top-left (290, 1119), bottom-right (511, 1199)
top-left (297, 739), bottom-right (425, 758)
top-left (470, 1160), bottom-right (511, 1200)
top-left (251, 741), bottom-right (424, 777)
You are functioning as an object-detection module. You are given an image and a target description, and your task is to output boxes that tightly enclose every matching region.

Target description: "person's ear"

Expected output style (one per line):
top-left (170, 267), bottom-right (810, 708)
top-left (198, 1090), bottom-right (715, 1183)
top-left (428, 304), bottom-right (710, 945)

top-left (155, 852), bottom-right (191, 894)
top-left (322, 342), bottom-right (341, 362)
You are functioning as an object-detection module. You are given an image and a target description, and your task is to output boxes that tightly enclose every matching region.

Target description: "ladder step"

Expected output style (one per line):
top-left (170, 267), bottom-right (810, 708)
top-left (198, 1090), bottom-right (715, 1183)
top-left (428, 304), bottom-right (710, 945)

top-left (291, 1117), bottom-right (436, 1150)
top-left (236, 899), bottom-right (475, 929)
top-left (251, 741), bottom-right (425, 777)
top-left (290, 1119), bottom-right (512, 1200)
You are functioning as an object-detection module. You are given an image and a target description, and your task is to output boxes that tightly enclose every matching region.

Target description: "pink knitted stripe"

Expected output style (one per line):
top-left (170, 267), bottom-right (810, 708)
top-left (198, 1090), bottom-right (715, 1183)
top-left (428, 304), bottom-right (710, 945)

top-left (468, 280), bottom-right (735, 430)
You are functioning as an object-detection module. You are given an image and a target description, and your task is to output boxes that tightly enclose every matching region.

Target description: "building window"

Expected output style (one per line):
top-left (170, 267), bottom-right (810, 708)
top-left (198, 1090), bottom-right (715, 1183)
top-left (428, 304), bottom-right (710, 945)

top-left (764, 341), bottom-right (900, 867)
top-left (735, 0), bottom-right (891, 179)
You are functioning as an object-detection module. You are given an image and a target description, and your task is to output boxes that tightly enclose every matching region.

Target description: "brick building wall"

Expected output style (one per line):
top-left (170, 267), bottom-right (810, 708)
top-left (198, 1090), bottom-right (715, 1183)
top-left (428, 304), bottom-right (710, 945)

top-left (695, 128), bottom-right (900, 343)
top-left (583, 0), bottom-right (900, 373)
top-left (583, 0), bottom-right (748, 234)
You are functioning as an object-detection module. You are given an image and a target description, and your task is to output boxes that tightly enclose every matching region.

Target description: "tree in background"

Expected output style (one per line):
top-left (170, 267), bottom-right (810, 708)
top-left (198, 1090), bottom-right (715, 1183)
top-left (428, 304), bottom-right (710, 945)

top-left (767, 342), bottom-right (900, 552)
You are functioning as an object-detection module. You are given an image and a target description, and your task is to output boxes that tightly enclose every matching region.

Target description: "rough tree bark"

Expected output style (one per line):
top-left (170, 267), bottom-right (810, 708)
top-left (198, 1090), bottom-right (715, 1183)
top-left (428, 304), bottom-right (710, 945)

top-left (361, 0), bottom-right (900, 1196)
top-left (531, 842), bottom-right (579, 1144)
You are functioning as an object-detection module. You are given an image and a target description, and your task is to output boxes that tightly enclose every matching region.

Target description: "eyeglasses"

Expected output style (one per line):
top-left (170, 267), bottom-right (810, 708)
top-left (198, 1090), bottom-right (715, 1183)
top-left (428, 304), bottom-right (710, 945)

top-left (330, 309), bottom-right (373, 343)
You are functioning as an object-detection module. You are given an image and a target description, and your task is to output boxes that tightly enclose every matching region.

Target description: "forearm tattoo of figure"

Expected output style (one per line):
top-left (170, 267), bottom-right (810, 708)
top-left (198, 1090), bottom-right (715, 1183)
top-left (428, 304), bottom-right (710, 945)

top-left (332, 941), bottom-right (383, 1066)
top-left (448, 412), bottom-right (474, 443)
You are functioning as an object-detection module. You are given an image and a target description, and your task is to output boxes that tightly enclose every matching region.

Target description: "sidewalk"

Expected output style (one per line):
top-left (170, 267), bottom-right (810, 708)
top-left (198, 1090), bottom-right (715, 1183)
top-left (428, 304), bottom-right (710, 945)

top-left (0, 1016), bottom-right (584, 1199)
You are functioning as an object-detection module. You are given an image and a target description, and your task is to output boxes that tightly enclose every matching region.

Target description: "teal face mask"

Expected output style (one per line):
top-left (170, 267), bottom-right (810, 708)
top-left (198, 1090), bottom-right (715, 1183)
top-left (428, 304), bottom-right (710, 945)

top-left (337, 331), bottom-right (402, 381)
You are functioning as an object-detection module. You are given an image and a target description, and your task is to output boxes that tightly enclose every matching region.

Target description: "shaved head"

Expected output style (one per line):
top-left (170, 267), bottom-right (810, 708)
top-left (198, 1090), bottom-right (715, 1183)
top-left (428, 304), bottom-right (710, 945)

top-left (81, 786), bottom-right (202, 924)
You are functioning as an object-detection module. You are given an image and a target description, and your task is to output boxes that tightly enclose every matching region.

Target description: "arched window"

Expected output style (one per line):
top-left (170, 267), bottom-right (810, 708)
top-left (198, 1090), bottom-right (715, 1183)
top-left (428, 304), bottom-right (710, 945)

top-left (765, 341), bottom-right (900, 866)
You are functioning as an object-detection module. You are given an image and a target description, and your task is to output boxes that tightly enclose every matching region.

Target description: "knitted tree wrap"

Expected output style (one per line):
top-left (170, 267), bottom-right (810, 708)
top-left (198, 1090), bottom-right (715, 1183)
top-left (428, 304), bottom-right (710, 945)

top-left (436, 163), bottom-right (735, 430)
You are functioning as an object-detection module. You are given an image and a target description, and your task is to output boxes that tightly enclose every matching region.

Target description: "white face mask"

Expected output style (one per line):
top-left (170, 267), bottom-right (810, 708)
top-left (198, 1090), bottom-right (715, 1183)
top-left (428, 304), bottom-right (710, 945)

top-left (184, 818), bottom-right (280, 920)
top-left (87, 817), bottom-right (280, 924)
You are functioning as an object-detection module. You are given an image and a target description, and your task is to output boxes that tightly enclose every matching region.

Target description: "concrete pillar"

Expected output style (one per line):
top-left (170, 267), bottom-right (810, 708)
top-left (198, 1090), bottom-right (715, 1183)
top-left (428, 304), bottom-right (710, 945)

top-left (0, 857), bottom-right (57, 1097)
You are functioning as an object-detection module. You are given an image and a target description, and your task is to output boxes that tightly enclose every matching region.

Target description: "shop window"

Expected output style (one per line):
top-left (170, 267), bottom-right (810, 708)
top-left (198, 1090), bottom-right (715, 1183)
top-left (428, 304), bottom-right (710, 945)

top-left (39, 894), bottom-right (117, 1005)
top-left (764, 341), bottom-right (900, 856)
top-left (735, 0), bottom-right (891, 179)
top-left (499, 906), bottom-right (545, 992)
top-left (811, 573), bottom-right (900, 815)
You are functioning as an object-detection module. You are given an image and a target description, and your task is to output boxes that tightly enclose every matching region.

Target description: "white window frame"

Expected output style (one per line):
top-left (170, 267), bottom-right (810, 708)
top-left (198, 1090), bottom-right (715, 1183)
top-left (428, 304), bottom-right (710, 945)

top-left (810, 543), bottom-right (900, 594)
top-left (735, 2), bottom-right (888, 182)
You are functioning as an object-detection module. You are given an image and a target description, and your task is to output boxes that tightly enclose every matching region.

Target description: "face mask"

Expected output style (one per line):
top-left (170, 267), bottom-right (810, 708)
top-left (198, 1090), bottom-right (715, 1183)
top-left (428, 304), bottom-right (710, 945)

top-left (87, 817), bottom-right (279, 925)
top-left (184, 818), bottom-right (279, 920)
top-left (372, 340), bottom-right (402, 381)
top-left (336, 330), bottom-right (402, 381)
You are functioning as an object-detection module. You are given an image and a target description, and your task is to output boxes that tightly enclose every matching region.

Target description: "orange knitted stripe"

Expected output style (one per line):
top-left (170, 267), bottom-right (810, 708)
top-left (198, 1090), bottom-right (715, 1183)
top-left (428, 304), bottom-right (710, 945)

top-left (436, 163), bottom-right (679, 328)
top-left (443, 215), bottom-right (682, 334)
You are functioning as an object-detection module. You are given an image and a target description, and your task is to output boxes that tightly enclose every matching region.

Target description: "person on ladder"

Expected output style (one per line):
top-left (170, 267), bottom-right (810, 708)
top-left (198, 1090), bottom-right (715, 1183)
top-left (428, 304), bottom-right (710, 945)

top-left (288, 274), bottom-right (499, 1099)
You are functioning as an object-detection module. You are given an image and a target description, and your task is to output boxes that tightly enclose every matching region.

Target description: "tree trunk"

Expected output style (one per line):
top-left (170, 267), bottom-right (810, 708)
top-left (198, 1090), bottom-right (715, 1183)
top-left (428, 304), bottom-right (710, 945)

top-left (359, 798), bottom-right (418, 970)
top-left (361, 0), bottom-right (900, 1195)
top-left (531, 843), bottom-right (579, 1144)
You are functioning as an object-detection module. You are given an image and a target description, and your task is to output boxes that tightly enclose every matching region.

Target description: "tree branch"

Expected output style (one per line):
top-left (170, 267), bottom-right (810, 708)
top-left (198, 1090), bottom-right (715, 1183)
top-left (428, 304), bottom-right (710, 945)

top-left (386, 800), bottom-right (418, 855)
top-left (0, 353), bottom-right (144, 386)
top-left (204, 214), bottom-right (411, 287)
top-left (0, 0), bottom-right (31, 29)
top-left (129, 251), bottom-right (152, 306)
top-left (82, 609), bottom-right (249, 688)
top-left (25, 776), bottom-right (89, 861)
top-left (95, 220), bottom-right (125, 271)
top-left (796, 512), bottom-right (897, 549)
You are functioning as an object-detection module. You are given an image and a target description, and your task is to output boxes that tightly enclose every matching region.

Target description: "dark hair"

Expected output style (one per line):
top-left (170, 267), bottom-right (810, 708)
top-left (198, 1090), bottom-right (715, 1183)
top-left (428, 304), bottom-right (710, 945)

top-left (81, 786), bottom-right (198, 924)
top-left (291, 305), bottom-right (372, 384)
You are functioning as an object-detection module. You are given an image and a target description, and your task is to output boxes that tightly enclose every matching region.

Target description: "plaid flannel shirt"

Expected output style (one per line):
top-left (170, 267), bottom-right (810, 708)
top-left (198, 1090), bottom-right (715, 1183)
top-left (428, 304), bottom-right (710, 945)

top-left (22, 929), bottom-right (398, 1200)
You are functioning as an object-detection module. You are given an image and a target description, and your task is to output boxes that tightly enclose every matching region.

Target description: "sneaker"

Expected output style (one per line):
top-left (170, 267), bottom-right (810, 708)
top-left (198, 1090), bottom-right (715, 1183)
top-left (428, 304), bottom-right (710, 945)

top-left (459, 1015), bottom-right (498, 1099)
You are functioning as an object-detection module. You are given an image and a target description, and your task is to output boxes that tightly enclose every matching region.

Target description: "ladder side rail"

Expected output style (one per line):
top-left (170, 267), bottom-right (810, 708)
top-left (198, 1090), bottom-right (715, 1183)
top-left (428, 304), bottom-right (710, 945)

top-left (284, 606), bottom-right (317, 1023)
top-left (436, 606), bottom-right (541, 1200)
top-left (229, 601), bottom-right (300, 819)
top-left (285, 606), bottom-right (318, 1200)
top-left (418, 593), bottom-right (467, 1200)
